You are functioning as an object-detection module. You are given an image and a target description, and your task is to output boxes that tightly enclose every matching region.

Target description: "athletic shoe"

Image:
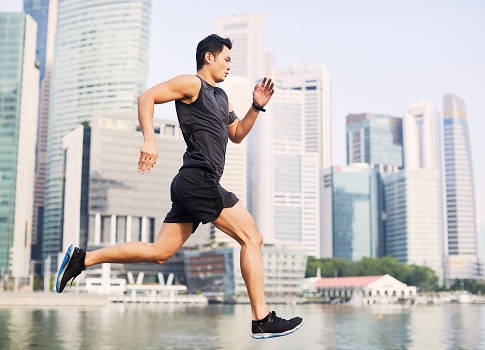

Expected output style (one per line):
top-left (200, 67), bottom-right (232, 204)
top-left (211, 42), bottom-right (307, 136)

top-left (251, 311), bottom-right (303, 339)
top-left (55, 245), bottom-right (86, 293)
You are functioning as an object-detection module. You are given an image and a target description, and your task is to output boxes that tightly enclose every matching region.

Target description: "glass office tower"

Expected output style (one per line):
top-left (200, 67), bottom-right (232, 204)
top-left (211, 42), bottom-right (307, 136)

top-left (321, 164), bottom-right (379, 261)
top-left (0, 13), bottom-right (39, 277)
top-left (443, 94), bottom-right (482, 280)
top-left (24, 0), bottom-right (58, 264)
top-left (43, 0), bottom-right (151, 269)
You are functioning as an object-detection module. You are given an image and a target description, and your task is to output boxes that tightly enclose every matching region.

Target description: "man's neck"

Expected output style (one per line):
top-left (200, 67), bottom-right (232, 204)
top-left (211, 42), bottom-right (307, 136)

top-left (196, 70), bottom-right (216, 86)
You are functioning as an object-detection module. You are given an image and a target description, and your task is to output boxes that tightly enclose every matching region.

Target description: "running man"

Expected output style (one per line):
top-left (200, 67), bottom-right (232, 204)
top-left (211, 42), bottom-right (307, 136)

top-left (55, 34), bottom-right (303, 339)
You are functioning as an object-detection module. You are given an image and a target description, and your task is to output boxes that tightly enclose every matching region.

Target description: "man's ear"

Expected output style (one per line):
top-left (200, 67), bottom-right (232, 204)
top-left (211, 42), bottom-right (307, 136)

top-left (204, 52), bottom-right (213, 65)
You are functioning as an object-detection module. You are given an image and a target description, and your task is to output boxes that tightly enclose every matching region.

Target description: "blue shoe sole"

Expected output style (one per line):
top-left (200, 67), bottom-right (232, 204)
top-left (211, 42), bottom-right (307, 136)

top-left (251, 321), bottom-right (303, 339)
top-left (55, 245), bottom-right (75, 293)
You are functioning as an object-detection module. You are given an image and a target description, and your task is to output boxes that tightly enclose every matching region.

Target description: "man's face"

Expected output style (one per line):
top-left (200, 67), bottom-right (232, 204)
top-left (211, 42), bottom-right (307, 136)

top-left (210, 46), bottom-right (231, 83)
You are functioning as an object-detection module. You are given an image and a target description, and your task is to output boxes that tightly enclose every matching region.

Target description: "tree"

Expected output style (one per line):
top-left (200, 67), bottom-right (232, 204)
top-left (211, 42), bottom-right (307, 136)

top-left (406, 265), bottom-right (439, 291)
top-left (305, 257), bottom-right (350, 278)
top-left (347, 257), bottom-right (411, 281)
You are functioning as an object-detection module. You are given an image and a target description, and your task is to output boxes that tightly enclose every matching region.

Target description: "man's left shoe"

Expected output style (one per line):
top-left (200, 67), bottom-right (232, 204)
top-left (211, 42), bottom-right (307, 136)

top-left (55, 244), bottom-right (86, 293)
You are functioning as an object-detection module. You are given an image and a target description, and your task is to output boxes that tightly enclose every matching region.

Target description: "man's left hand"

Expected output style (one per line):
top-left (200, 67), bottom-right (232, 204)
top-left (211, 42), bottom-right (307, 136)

top-left (253, 77), bottom-right (274, 108)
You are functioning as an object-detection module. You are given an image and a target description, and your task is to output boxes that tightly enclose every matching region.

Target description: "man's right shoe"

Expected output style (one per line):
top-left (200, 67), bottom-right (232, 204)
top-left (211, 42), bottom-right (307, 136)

top-left (55, 244), bottom-right (86, 293)
top-left (251, 311), bottom-right (303, 339)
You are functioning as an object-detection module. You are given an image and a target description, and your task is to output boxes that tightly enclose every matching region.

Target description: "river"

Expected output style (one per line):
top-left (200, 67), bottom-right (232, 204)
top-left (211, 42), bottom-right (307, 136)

top-left (1, 302), bottom-right (484, 349)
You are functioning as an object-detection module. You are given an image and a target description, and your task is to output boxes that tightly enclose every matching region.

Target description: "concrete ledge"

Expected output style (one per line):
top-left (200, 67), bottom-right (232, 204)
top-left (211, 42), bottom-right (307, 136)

top-left (0, 292), bottom-right (109, 306)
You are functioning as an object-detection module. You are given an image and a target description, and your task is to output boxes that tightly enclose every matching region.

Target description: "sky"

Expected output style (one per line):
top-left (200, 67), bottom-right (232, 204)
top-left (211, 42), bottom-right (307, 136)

top-left (2, 0), bottom-right (485, 222)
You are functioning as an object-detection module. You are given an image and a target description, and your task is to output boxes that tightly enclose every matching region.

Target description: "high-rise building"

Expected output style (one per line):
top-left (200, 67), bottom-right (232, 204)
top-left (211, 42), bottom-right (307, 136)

top-left (61, 113), bottom-right (209, 285)
top-left (383, 170), bottom-right (444, 280)
top-left (0, 13), bottom-right (39, 277)
top-left (43, 0), bottom-right (151, 269)
top-left (347, 113), bottom-right (403, 173)
top-left (279, 65), bottom-right (332, 169)
top-left (321, 164), bottom-right (379, 261)
top-left (346, 112), bottom-right (403, 256)
top-left (213, 13), bottom-right (266, 81)
top-left (214, 14), bottom-right (329, 258)
top-left (391, 100), bottom-right (445, 280)
top-left (23, 0), bottom-right (58, 264)
top-left (249, 85), bottom-right (320, 257)
top-left (443, 94), bottom-right (482, 280)
top-left (403, 101), bottom-right (441, 171)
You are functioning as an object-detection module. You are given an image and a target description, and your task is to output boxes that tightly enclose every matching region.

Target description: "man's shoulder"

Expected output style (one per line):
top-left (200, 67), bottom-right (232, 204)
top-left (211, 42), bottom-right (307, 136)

top-left (173, 74), bottom-right (201, 87)
top-left (171, 75), bottom-right (201, 102)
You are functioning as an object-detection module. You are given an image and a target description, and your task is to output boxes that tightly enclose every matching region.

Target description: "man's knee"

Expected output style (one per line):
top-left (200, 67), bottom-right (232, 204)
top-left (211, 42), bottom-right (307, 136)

top-left (149, 244), bottom-right (173, 265)
top-left (244, 229), bottom-right (264, 247)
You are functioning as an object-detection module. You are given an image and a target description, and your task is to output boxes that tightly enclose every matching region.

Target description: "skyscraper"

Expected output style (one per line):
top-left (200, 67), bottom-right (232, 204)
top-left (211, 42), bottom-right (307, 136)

top-left (213, 13), bottom-right (266, 81)
top-left (279, 65), bottom-right (332, 169)
top-left (0, 13), bottom-right (39, 277)
top-left (43, 0), bottom-right (151, 269)
top-left (443, 94), bottom-right (482, 280)
top-left (384, 170), bottom-right (444, 280)
top-left (23, 0), bottom-right (58, 263)
top-left (384, 101), bottom-right (445, 280)
top-left (345, 113), bottom-right (403, 256)
top-left (214, 14), bottom-right (329, 258)
top-left (347, 113), bottom-right (403, 173)
top-left (61, 113), bottom-right (202, 285)
top-left (249, 85), bottom-right (320, 257)
top-left (403, 101), bottom-right (441, 171)
top-left (321, 164), bottom-right (379, 261)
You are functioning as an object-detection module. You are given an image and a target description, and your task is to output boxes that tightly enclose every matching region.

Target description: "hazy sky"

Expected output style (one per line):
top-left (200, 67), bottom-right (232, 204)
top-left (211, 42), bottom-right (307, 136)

top-left (2, 0), bottom-right (485, 221)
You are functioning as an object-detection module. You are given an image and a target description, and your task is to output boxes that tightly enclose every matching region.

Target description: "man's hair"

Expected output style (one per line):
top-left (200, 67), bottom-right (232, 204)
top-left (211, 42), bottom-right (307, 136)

top-left (196, 34), bottom-right (232, 70)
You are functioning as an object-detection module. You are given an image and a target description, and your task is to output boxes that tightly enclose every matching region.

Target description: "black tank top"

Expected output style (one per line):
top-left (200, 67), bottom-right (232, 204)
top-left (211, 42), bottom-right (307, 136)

top-left (175, 76), bottom-right (230, 180)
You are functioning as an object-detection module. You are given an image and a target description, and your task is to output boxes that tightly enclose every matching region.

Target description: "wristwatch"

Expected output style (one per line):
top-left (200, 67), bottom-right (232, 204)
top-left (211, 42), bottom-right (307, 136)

top-left (252, 101), bottom-right (266, 112)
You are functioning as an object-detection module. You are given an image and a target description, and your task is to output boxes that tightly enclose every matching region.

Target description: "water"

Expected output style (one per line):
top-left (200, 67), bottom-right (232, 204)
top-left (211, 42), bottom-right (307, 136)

top-left (1, 303), bottom-right (484, 349)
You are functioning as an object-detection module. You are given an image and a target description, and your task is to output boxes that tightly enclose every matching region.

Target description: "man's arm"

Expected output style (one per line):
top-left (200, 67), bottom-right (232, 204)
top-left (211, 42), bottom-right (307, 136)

top-left (228, 77), bottom-right (274, 144)
top-left (137, 75), bottom-right (200, 173)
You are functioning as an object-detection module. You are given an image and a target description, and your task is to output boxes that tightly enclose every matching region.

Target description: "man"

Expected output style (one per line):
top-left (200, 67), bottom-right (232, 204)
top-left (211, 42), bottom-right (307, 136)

top-left (55, 34), bottom-right (303, 339)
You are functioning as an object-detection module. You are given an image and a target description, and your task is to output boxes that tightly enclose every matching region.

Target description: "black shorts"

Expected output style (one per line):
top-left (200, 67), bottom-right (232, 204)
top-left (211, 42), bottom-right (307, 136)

top-left (163, 167), bottom-right (239, 232)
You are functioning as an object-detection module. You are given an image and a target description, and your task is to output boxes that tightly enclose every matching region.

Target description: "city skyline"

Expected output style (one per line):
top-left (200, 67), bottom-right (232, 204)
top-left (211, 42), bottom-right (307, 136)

top-left (2, 0), bottom-right (484, 224)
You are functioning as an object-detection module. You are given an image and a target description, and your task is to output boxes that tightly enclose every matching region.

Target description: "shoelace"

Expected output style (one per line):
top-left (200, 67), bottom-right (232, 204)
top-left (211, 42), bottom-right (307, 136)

top-left (269, 311), bottom-right (283, 323)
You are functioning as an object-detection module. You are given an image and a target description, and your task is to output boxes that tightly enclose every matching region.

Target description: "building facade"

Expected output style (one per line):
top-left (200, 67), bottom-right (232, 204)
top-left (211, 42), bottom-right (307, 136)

top-left (443, 94), bottom-right (481, 280)
top-left (403, 101), bottom-right (442, 171)
top-left (249, 86), bottom-right (320, 257)
top-left (383, 170), bottom-right (444, 280)
top-left (0, 13), bottom-right (39, 277)
top-left (213, 13), bottom-right (266, 82)
top-left (184, 245), bottom-right (307, 300)
top-left (347, 113), bottom-right (403, 173)
top-left (278, 65), bottom-right (332, 169)
top-left (23, 0), bottom-right (59, 264)
top-left (43, 0), bottom-right (151, 269)
top-left (346, 112), bottom-right (403, 257)
top-left (321, 164), bottom-right (379, 260)
top-left (61, 113), bottom-right (210, 285)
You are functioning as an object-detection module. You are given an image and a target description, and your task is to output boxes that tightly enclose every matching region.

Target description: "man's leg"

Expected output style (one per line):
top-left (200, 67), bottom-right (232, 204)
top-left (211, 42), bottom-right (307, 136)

top-left (85, 222), bottom-right (193, 266)
top-left (56, 222), bottom-right (193, 292)
top-left (212, 202), bottom-right (269, 321)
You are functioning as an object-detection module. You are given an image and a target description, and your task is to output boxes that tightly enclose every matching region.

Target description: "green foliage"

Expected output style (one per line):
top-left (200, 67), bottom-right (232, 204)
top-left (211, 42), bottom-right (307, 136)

top-left (406, 265), bottom-right (439, 291)
top-left (448, 279), bottom-right (485, 294)
top-left (305, 256), bottom-right (349, 278)
top-left (306, 256), bottom-right (439, 291)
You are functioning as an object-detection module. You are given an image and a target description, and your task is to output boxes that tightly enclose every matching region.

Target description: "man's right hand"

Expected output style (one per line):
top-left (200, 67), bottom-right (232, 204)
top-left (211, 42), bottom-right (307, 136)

top-left (138, 139), bottom-right (158, 174)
